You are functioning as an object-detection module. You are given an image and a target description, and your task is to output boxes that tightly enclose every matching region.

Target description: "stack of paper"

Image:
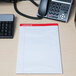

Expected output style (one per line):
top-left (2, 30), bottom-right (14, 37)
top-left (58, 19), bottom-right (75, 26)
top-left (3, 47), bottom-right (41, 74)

top-left (16, 24), bottom-right (62, 74)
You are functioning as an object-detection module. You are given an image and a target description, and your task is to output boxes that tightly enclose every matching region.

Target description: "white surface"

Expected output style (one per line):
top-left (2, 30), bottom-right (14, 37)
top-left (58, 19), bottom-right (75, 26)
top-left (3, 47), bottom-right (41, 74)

top-left (16, 25), bottom-right (62, 74)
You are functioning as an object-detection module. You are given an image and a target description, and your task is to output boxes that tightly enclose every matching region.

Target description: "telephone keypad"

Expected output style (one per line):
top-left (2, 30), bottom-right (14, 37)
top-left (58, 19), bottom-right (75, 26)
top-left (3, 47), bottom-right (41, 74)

top-left (47, 1), bottom-right (71, 22)
top-left (48, 2), bottom-right (61, 18)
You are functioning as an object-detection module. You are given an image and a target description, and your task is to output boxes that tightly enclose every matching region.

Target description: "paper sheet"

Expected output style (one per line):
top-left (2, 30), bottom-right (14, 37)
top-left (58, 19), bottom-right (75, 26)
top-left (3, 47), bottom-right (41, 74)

top-left (16, 24), bottom-right (62, 74)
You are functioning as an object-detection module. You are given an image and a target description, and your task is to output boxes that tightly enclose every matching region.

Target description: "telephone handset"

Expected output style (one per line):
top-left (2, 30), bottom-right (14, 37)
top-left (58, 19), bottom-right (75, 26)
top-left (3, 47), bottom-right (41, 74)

top-left (38, 0), bottom-right (73, 22)
top-left (38, 0), bottom-right (48, 17)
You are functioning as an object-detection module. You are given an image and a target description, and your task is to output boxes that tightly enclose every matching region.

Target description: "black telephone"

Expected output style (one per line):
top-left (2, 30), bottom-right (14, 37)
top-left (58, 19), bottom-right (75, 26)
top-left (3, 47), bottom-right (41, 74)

top-left (0, 0), bottom-right (73, 22)
top-left (38, 0), bottom-right (73, 22)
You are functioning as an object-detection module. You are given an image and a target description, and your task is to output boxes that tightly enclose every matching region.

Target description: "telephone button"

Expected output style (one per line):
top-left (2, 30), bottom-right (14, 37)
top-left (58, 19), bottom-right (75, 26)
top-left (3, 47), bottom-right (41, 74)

top-left (64, 11), bottom-right (68, 14)
top-left (60, 14), bottom-right (66, 19)
top-left (55, 13), bottom-right (58, 15)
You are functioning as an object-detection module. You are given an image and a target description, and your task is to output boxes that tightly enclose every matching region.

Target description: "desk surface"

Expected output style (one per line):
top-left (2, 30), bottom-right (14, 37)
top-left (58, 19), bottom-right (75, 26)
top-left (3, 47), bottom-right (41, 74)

top-left (0, 1), bottom-right (76, 76)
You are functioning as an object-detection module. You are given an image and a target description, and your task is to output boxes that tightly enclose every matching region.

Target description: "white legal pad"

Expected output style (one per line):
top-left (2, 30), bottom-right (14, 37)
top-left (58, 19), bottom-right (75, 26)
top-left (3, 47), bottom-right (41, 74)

top-left (16, 24), bottom-right (62, 74)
